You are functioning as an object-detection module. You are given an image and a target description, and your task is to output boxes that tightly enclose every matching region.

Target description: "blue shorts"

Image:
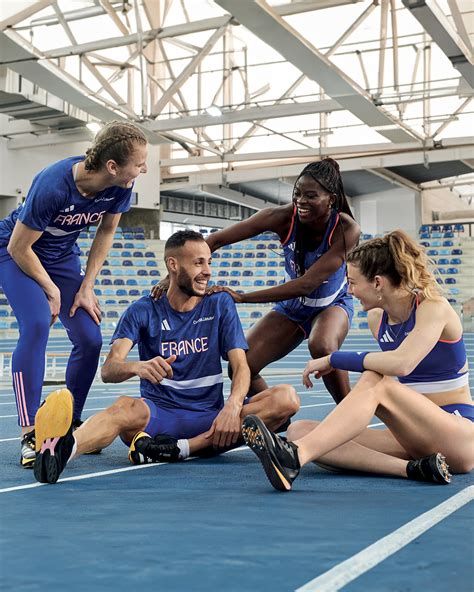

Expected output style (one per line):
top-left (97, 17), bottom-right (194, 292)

top-left (441, 404), bottom-right (474, 422)
top-left (142, 399), bottom-right (221, 439)
top-left (273, 291), bottom-right (354, 339)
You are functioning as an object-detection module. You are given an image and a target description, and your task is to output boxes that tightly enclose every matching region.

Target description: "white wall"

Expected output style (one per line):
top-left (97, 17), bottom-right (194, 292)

top-left (421, 187), bottom-right (474, 223)
top-left (0, 137), bottom-right (160, 210)
top-left (352, 188), bottom-right (421, 236)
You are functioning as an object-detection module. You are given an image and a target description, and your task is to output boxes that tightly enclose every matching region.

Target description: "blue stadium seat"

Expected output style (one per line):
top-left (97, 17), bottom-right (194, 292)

top-left (256, 243), bottom-right (266, 249)
top-left (255, 261), bottom-right (265, 268)
top-left (243, 270), bottom-right (254, 277)
top-left (230, 270), bottom-right (240, 277)
top-left (358, 321), bottom-right (369, 330)
top-left (266, 280), bottom-right (277, 286)
top-left (267, 270), bottom-right (278, 277)
top-left (129, 289), bottom-right (140, 296)
top-left (253, 280), bottom-right (265, 287)
top-left (146, 260), bottom-right (157, 267)
top-left (420, 232), bottom-right (430, 239)
top-left (267, 261), bottom-right (278, 267)
top-left (450, 258), bottom-right (462, 265)
top-left (0, 309), bottom-right (8, 317)
top-left (142, 289), bottom-right (150, 296)
top-left (149, 270), bottom-right (160, 277)
top-left (251, 311), bottom-right (263, 319)
top-left (218, 271), bottom-right (229, 277)
top-left (133, 251), bottom-right (143, 258)
top-left (437, 258), bottom-right (449, 265)
top-left (357, 310), bottom-right (368, 318)
top-left (444, 278), bottom-right (457, 284)
top-left (101, 279), bottom-right (112, 285)
top-left (229, 280), bottom-right (240, 287)
top-left (126, 279), bottom-right (138, 286)
top-left (107, 311), bottom-right (119, 319)
top-left (217, 280), bottom-right (228, 286)
top-left (123, 259), bottom-right (133, 266)
top-left (242, 280), bottom-right (252, 287)
top-left (135, 260), bottom-right (146, 267)
top-left (427, 249), bottom-right (438, 256)
top-left (113, 279), bottom-right (125, 285)
top-left (112, 242), bottom-right (123, 248)
top-left (454, 224), bottom-right (464, 233)
top-left (442, 240), bottom-right (453, 247)
top-left (451, 249), bottom-right (463, 255)
top-left (137, 269), bottom-right (148, 276)
top-left (121, 250), bottom-right (131, 258)
top-left (0, 321), bottom-right (9, 329)
top-left (119, 299), bottom-right (129, 305)
top-left (231, 261), bottom-right (242, 268)
top-left (145, 252), bottom-right (155, 258)
top-left (0, 298), bottom-right (8, 305)
top-left (244, 252), bottom-right (255, 258)
top-left (101, 269), bottom-right (111, 275)
top-left (443, 232), bottom-right (454, 238)
top-left (220, 261), bottom-right (230, 268)
top-left (256, 252), bottom-right (266, 258)
top-left (109, 260), bottom-right (120, 267)
top-left (116, 289), bottom-right (127, 296)
top-left (446, 268), bottom-right (459, 274)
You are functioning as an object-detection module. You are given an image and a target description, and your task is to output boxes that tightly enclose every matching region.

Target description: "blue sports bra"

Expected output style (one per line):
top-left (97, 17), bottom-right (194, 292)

top-left (377, 299), bottom-right (469, 393)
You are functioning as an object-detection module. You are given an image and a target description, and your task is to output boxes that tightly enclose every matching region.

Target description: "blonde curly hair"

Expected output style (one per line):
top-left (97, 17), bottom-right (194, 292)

top-left (347, 230), bottom-right (442, 301)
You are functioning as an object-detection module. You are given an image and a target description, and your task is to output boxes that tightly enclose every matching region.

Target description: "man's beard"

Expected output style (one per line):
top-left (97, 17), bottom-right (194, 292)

top-left (177, 269), bottom-right (206, 297)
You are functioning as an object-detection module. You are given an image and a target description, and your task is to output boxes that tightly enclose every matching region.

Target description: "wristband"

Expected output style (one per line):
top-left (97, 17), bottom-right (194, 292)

top-left (329, 351), bottom-right (369, 373)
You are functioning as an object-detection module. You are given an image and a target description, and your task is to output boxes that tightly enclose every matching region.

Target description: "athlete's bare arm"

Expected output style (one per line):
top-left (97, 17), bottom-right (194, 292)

top-left (102, 337), bottom-right (176, 384)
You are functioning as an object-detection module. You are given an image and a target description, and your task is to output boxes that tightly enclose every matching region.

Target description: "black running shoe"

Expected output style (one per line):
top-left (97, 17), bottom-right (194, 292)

top-left (33, 389), bottom-right (75, 484)
top-left (128, 432), bottom-right (181, 464)
top-left (20, 430), bottom-right (36, 469)
top-left (72, 419), bottom-right (101, 455)
top-left (242, 415), bottom-right (300, 491)
top-left (406, 452), bottom-right (452, 484)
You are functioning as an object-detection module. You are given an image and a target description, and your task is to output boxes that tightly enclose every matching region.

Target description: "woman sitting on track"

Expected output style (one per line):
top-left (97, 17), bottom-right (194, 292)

top-left (0, 121), bottom-right (148, 467)
top-left (157, 158), bottom-right (360, 404)
top-left (242, 230), bottom-right (473, 490)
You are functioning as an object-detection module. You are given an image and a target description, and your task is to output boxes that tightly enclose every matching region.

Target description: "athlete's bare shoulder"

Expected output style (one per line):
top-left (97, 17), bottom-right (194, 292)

top-left (368, 308), bottom-right (383, 339)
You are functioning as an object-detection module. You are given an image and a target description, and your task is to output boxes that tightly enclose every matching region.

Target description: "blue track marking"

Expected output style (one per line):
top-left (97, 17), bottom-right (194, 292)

top-left (0, 334), bottom-right (473, 591)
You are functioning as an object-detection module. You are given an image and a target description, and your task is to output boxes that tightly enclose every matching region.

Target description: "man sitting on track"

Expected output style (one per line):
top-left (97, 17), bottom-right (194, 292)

top-left (33, 230), bottom-right (300, 484)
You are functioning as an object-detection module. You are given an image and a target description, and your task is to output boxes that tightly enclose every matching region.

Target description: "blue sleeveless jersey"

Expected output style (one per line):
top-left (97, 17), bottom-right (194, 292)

top-left (275, 208), bottom-right (350, 322)
top-left (0, 156), bottom-right (132, 264)
top-left (111, 292), bottom-right (248, 412)
top-left (378, 301), bottom-right (469, 393)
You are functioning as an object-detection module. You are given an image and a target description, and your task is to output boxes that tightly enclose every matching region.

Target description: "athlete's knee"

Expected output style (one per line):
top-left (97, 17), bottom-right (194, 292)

top-left (273, 384), bottom-right (300, 416)
top-left (356, 370), bottom-right (384, 389)
top-left (106, 396), bottom-right (148, 429)
top-left (287, 419), bottom-right (319, 441)
top-left (308, 337), bottom-right (338, 359)
top-left (19, 316), bottom-right (50, 341)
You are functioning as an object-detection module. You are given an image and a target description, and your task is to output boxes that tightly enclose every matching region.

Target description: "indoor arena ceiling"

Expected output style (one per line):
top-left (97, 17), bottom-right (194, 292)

top-left (0, 0), bottom-right (473, 205)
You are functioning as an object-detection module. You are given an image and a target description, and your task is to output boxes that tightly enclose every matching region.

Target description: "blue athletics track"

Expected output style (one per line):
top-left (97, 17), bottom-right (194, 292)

top-left (0, 333), bottom-right (472, 592)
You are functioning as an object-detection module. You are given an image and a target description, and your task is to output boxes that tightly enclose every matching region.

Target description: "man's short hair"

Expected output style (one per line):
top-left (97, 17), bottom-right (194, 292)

top-left (164, 230), bottom-right (205, 256)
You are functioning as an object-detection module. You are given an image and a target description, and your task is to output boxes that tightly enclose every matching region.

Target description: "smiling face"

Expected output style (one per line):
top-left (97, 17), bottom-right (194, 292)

top-left (292, 174), bottom-right (333, 224)
top-left (347, 263), bottom-right (382, 311)
top-left (108, 142), bottom-right (148, 189)
top-left (168, 239), bottom-right (212, 298)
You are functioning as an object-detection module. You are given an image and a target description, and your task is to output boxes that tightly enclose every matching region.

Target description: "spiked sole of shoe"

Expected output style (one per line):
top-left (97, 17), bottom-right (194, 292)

top-left (34, 389), bottom-right (74, 453)
top-left (242, 419), bottom-right (292, 492)
top-left (434, 453), bottom-right (452, 484)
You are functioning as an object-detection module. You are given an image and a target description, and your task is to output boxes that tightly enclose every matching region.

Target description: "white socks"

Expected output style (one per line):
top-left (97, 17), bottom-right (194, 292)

top-left (177, 439), bottom-right (190, 460)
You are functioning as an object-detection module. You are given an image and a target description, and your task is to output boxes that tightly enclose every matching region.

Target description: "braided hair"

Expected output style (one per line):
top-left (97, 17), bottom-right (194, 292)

top-left (84, 121), bottom-right (147, 171)
top-left (292, 157), bottom-right (354, 278)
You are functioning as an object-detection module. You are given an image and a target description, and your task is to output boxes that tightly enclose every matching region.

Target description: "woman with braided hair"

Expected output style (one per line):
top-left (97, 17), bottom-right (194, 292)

top-left (242, 231), bottom-right (472, 491)
top-left (203, 158), bottom-right (360, 403)
top-left (0, 120), bottom-right (148, 467)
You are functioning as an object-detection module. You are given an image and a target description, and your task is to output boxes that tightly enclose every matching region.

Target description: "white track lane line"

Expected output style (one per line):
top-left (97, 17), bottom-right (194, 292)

top-left (0, 446), bottom-right (249, 494)
top-left (295, 486), bottom-right (474, 592)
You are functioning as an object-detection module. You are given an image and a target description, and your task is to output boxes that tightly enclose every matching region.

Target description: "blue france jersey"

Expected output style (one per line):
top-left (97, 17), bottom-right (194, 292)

top-left (111, 293), bottom-right (248, 412)
top-left (0, 156), bottom-right (131, 264)
top-left (279, 208), bottom-right (349, 319)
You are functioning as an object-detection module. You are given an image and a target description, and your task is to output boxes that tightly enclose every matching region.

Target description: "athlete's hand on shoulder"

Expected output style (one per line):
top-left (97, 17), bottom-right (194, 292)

top-left (45, 284), bottom-right (61, 319)
top-left (70, 285), bottom-right (102, 324)
top-left (151, 276), bottom-right (170, 300)
top-left (204, 399), bottom-right (242, 449)
top-left (205, 285), bottom-right (244, 304)
top-left (302, 355), bottom-right (333, 388)
top-left (134, 354), bottom-right (176, 384)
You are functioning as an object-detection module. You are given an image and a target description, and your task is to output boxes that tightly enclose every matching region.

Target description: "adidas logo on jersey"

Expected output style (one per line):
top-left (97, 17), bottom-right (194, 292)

top-left (161, 319), bottom-right (171, 331)
top-left (60, 205), bottom-right (75, 213)
top-left (379, 330), bottom-right (394, 343)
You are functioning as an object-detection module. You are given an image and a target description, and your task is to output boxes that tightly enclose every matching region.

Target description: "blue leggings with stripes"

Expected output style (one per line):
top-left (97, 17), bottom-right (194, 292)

top-left (0, 253), bottom-right (102, 427)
